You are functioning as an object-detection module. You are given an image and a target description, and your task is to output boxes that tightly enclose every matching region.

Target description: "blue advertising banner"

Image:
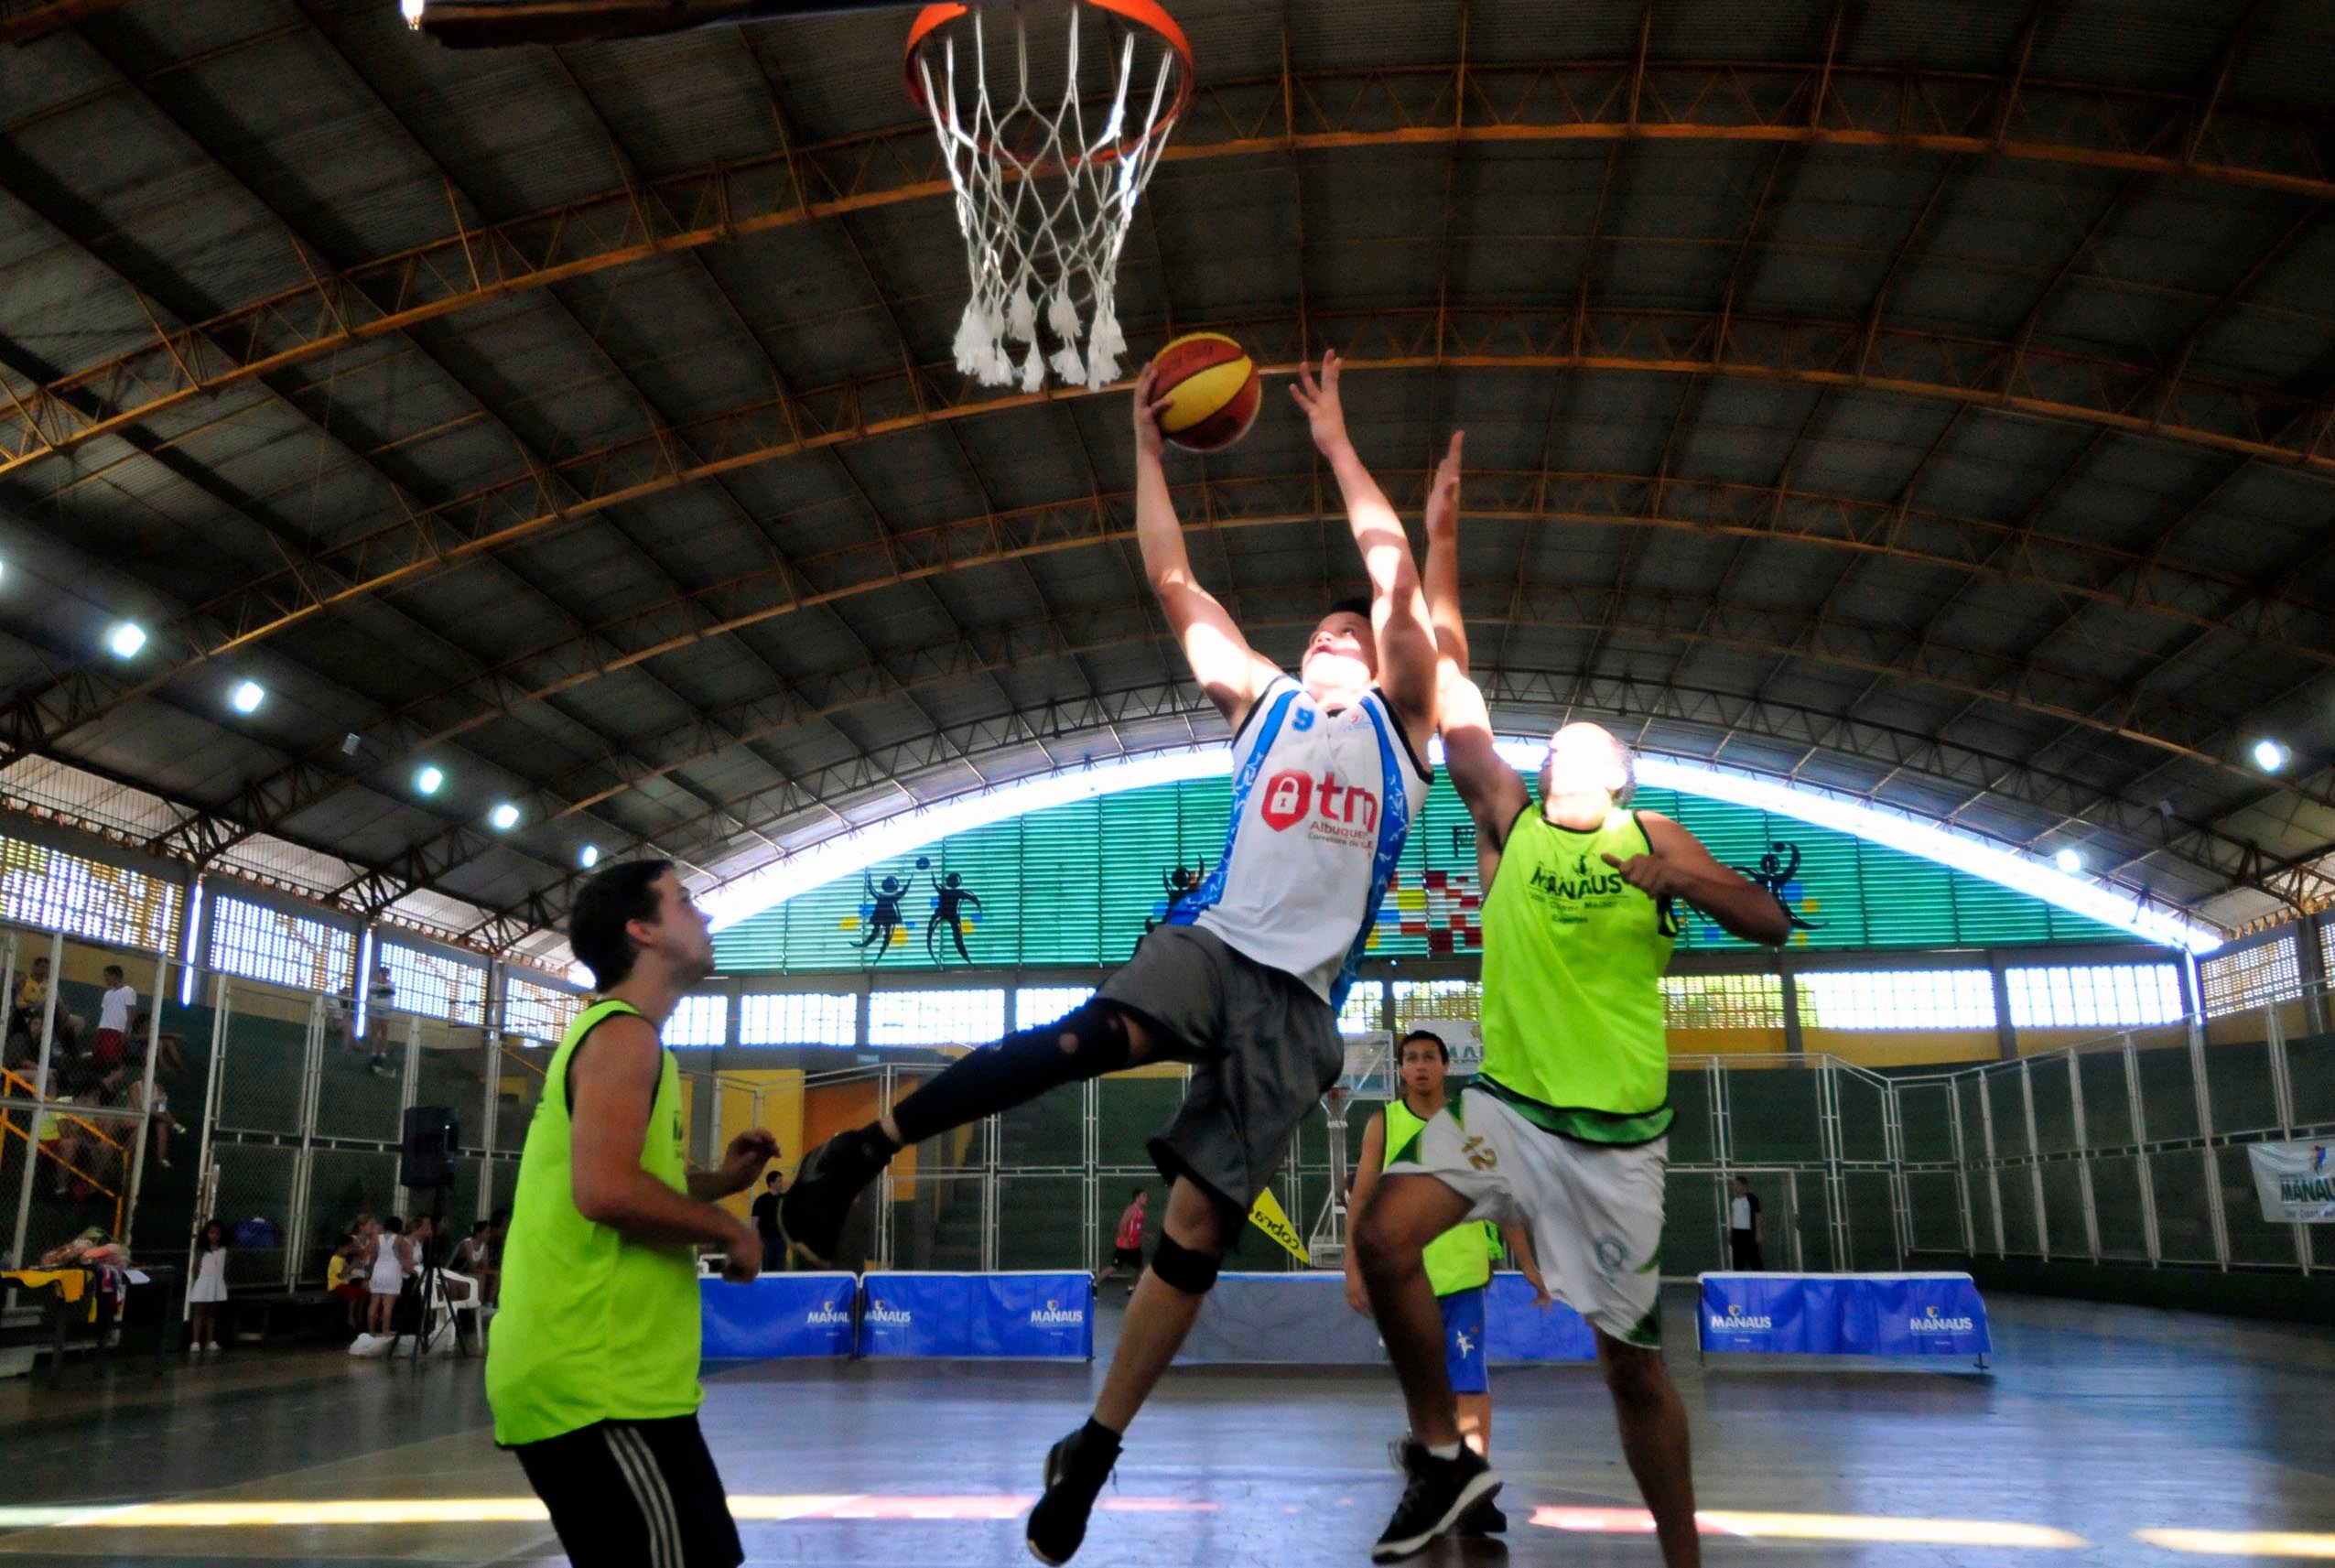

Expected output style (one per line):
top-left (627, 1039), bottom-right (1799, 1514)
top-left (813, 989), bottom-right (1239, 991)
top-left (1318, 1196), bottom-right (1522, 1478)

top-left (1485, 1272), bottom-right (1596, 1362)
top-left (858, 1272), bottom-right (1094, 1360)
top-left (700, 1272), bottom-right (856, 1360)
top-left (1699, 1272), bottom-right (1990, 1360)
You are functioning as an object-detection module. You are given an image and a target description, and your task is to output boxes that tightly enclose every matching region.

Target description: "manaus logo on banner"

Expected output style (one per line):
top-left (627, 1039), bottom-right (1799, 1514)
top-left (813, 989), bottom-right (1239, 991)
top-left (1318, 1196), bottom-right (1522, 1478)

top-left (1028, 1298), bottom-right (1086, 1327)
top-left (863, 1297), bottom-right (913, 1326)
top-left (1246, 1187), bottom-right (1309, 1264)
top-left (1911, 1303), bottom-right (1975, 1333)
top-left (1707, 1303), bottom-right (1773, 1332)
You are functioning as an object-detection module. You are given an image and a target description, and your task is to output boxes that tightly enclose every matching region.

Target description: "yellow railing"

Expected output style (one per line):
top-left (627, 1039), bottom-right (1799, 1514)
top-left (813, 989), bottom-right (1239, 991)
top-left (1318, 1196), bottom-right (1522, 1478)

top-left (0, 1065), bottom-right (129, 1237)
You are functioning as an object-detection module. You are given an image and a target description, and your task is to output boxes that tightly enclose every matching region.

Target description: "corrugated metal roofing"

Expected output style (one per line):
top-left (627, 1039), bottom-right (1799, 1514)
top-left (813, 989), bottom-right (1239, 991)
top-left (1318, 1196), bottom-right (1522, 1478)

top-left (0, 0), bottom-right (2330, 957)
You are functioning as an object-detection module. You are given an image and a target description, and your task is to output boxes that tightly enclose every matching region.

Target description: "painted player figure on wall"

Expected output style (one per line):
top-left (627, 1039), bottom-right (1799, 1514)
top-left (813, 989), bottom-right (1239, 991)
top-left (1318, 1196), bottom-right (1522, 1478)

top-left (1350, 435), bottom-right (1792, 1565)
top-left (780, 349), bottom-right (1441, 1565)
top-left (853, 870), bottom-right (911, 957)
top-left (924, 859), bottom-right (982, 964)
top-left (1146, 859), bottom-right (1208, 934)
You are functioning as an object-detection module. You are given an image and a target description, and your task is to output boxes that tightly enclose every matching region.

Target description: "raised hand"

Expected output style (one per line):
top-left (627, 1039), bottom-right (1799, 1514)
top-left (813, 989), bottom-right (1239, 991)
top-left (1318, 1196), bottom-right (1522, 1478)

top-left (1426, 430), bottom-right (1464, 541)
top-left (719, 1128), bottom-right (780, 1194)
top-left (1602, 849), bottom-right (1688, 901)
top-left (1131, 362), bottom-right (1175, 461)
top-left (1287, 348), bottom-right (1353, 456)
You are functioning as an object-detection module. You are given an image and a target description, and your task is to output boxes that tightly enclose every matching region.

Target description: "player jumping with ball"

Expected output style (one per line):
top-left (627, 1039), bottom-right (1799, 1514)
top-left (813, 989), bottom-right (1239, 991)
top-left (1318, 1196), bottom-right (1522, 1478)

top-left (781, 350), bottom-right (1443, 1564)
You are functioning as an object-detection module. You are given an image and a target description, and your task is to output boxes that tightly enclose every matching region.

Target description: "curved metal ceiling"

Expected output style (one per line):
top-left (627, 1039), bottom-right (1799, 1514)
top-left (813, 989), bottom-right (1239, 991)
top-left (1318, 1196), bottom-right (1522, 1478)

top-left (2, 0), bottom-right (2332, 957)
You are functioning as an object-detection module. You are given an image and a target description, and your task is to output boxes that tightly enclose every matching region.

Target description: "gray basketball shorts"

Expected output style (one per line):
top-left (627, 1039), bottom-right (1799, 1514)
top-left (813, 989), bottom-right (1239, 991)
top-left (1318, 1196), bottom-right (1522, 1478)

top-left (1097, 924), bottom-right (1345, 1216)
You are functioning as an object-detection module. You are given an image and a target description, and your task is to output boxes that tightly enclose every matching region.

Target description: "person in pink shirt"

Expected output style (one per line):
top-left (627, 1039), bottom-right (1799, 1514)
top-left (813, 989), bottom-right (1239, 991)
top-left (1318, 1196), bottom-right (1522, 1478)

top-left (1092, 1188), bottom-right (1149, 1294)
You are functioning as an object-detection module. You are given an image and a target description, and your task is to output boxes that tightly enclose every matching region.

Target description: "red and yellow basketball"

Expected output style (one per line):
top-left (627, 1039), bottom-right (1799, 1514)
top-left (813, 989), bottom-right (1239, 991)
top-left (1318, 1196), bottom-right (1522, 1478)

top-left (1149, 331), bottom-right (1262, 453)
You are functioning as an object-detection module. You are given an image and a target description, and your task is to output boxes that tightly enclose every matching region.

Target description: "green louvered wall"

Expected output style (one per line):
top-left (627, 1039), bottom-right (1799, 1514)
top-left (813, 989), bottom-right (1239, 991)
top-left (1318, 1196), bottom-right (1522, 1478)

top-left (713, 773), bottom-right (2132, 975)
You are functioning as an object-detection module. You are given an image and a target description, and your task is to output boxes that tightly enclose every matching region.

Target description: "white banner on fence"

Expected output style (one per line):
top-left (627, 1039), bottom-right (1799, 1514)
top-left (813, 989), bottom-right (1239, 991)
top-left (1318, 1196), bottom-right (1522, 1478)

top-left (2248, 1140), bottom-right (2335, 1223)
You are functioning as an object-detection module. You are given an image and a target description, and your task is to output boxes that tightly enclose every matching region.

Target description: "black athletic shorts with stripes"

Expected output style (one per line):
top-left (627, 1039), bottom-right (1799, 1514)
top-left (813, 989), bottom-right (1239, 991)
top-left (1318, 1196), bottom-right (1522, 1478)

top-left (513, 1414), bottom-right (743, 1568)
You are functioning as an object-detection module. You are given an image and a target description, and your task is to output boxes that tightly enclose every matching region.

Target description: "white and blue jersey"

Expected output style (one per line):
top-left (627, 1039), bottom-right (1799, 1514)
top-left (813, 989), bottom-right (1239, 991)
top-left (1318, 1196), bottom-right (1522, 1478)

top-left (1171, 674), bottom-right (1430, 1007)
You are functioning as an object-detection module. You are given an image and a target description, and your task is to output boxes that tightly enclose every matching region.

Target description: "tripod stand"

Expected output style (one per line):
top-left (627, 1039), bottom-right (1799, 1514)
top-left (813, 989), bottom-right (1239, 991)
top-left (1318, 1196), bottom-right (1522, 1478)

top-left (404, 1184), bottom-right (470, 1365)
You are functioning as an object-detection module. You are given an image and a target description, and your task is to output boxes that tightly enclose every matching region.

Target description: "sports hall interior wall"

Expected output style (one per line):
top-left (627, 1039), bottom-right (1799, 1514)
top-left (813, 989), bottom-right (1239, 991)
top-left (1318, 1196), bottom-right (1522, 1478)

top-left (5, 806), bottom-right (2331, 1322)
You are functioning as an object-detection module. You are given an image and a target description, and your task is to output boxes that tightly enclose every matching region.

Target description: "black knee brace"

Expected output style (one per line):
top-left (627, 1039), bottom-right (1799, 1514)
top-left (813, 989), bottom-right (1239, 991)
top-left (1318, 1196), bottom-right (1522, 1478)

top-left (1149, 1235), bottom-right (1221, 1295)
top-left (888, 1000), bottom-right (1132, 1146)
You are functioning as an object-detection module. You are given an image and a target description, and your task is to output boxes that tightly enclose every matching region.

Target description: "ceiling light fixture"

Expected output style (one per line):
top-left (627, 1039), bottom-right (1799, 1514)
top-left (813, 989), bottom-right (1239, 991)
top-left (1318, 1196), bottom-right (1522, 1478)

top-left (415, 765), bottom-right (446, 796)
top-left (229, 680), bottom-right (265, 715)
top-left (578, 844), bottom-right (600, 869)
top-left (106, 622), bottom-right (146, 658)
top-left (2053, 848), bottom-right (2082, 874)
top-left (490, 802), bottom-right (521, 831)
top-left (2254, 738), bottom-right (2290, 773)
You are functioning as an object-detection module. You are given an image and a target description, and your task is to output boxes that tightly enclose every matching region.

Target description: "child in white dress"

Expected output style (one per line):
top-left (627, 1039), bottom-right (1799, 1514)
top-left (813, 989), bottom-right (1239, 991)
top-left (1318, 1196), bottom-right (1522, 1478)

top-left (188, 1219), bottom-right (228, 1352)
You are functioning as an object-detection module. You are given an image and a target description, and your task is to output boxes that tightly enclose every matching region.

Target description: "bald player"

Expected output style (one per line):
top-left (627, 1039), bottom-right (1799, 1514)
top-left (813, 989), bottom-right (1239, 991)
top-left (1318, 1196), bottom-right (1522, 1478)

top-left (1353, 435), bottom-right (1790, 1564)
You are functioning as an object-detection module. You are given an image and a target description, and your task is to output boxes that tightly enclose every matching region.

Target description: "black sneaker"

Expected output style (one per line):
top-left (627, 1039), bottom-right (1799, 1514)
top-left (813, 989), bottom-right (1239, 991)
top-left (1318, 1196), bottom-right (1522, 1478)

top-left (1026, 1422), bottom-right (1119, 1565)
top-left (775, 1126), bottom-right (893, 1268)
top-left (1372, 1441), bottom-right (1500, 1563)
top-left (1457, 1496), bottom-right (1508, 1535)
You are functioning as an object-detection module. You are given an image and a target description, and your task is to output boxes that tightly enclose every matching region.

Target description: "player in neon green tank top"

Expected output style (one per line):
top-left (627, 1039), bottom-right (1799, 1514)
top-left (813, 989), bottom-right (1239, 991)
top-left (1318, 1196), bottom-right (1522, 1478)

top-left (1353, 437), bottom-right (1792, 1568)
top-left (486, 860), bottom-right (779, 1568)
top-left (1346, 1028), bottom-right (1551, 1540)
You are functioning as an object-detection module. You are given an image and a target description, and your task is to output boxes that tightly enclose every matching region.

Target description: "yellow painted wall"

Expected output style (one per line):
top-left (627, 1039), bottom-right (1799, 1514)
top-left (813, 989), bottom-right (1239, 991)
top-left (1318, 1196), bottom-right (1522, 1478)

top-left (1798, 1028), bottom-right (1997, 1068)
top-left (1667, 1027), bottom-right (1791, 1058)
top-left (704, 1068), bottom-right (805, 1220)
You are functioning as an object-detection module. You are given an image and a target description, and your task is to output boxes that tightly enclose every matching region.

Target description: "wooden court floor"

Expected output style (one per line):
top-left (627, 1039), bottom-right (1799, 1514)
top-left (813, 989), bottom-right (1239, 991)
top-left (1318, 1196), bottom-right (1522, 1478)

top-left (0, 1289), bottom-right (2329, 1567)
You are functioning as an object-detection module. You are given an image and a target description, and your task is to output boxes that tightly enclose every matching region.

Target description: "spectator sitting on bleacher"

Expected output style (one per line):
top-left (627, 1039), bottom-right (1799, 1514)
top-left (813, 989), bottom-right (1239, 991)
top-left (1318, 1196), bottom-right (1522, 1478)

top-left (9, 957), bottom-right (49, 1046)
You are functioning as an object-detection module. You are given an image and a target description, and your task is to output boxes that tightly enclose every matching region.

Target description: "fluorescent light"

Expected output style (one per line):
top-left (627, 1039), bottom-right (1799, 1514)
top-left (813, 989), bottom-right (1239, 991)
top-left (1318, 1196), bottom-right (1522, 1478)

top-left (578, 844), bottom-right (600, 869)
top-left (490, 802), bottom-right (521, 831)
top-left (229, 680), bottom-right (264, 715)
top-left (2053, 848), bottom-right (2082, 874)
top-left (402, 0), bottom-right (425, 23)
top-left (415, 765), bottom-right (445, 796)
top-left (106, 622), bottom-right (146, 658)
top-left (2254, 738), bottom-right (2290, 773)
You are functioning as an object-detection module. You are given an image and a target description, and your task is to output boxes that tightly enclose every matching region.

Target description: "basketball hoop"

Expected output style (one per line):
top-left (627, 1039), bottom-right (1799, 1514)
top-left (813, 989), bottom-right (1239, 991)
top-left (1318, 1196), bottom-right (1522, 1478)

top-left (906, 0), bottom-right (1193, 392)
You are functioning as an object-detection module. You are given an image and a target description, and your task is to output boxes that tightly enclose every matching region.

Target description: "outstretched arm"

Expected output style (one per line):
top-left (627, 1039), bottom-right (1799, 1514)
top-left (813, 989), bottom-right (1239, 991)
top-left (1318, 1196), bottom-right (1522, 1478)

top-left (1422, 431), bottom-right (1467, 676)
top-left (1132, 365), bottom-right (1280, 730)
top-left (1416, 439), bottom-right (1530, 860)
top-left (1290, 351), bottom-right (1437, 757)
top-left (1606, 813), bottom-right (1792, 945)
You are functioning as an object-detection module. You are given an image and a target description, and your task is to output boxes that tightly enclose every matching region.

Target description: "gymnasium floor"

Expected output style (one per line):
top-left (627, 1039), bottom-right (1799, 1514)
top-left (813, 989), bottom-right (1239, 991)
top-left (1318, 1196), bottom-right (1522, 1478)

top-left (0, 1289), bottom-right (2327, 1567)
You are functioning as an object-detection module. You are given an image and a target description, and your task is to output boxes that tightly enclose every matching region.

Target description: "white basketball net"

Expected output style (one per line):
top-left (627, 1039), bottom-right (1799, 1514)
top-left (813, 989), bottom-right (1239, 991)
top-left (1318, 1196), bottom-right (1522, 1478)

top-left (912, 4), bottom-right (1187, 392)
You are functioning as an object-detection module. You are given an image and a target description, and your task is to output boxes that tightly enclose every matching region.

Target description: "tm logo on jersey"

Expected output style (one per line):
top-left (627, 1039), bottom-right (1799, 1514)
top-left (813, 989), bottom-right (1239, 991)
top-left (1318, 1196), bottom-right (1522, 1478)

top-left (1259, 769), bottom-right (1378, 845)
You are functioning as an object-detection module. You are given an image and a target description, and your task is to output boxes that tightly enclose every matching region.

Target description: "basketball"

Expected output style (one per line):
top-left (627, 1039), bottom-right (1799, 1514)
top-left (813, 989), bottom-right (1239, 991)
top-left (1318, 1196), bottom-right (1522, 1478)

top-left (1149, 331), bottom-right (1262, 453)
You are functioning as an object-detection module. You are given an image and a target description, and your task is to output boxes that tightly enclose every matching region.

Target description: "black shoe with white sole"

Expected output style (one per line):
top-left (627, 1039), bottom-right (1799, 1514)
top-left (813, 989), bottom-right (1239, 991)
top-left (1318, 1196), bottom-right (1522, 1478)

top-left (1025, 1421), bottom-right (1119, 1565)
top-left (774, 1126), bottom-right (893, 1268)
top-left (1457, 1495), bottom-right (1508, 1535)
top-left (1372, 1440), bottom-right (1501, 1563)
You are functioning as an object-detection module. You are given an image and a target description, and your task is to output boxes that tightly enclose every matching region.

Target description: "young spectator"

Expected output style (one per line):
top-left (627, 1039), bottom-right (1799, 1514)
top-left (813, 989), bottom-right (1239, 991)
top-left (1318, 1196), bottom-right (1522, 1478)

top-left (189, 1219), bottom-right (229, 1354)
top-left (327, 1231), bottom-right (370, 1331)
top-left (368, 1216), bottom-right (413, 1336)
top-left (93, 965), bottom-right (135, 1073)
top-left (364, 965), bottom-right (397, 1077)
